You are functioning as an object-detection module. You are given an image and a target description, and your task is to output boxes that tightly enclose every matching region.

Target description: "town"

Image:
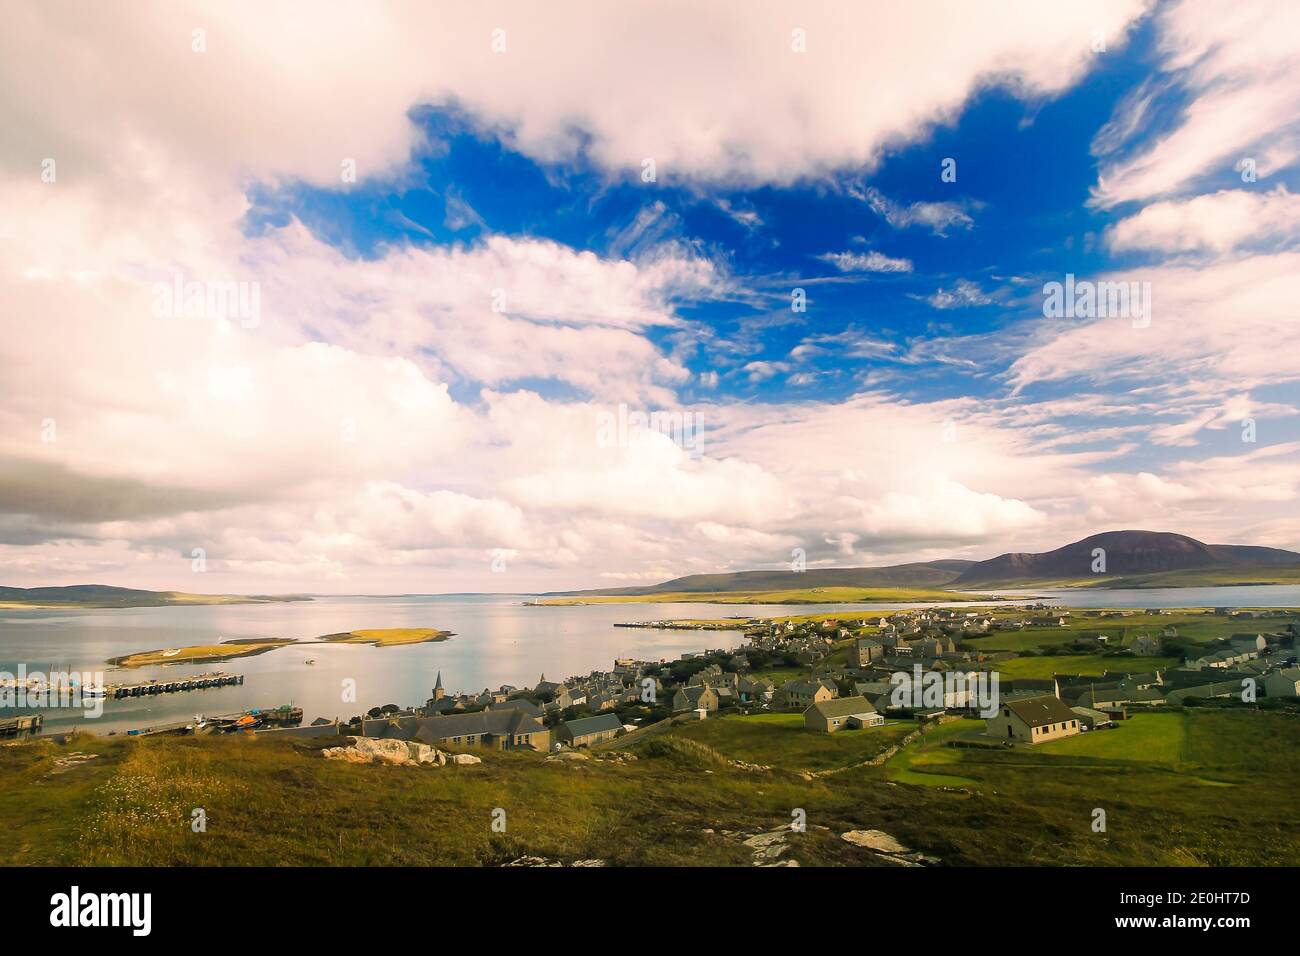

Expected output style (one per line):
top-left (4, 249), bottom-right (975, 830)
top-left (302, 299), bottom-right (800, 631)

top-left (260, 604), bottom-right (1300, 760)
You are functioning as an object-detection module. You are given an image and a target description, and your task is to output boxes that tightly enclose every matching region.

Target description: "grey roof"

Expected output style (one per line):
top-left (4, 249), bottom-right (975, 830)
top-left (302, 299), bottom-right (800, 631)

top-left (807, 695), bottom-right (877, 720)
top-left (363, 710), bottom-right (545, 743)
top-left (1002, 695), bottom-right (1079, 728)
top-left (257, 721), bottom-right (343, 739)
top-left (560, 713), bottom-right (623, 738)
top-left (490, 698), bottom-right (544, 718)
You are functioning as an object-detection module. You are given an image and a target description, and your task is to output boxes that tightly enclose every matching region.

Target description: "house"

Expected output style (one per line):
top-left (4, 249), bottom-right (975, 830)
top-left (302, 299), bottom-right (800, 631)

top-left (804, 696), bottom-right (884, 733)
top-left (852, 637), bottom-right (885, 666)
top-left (1231, 634), bottom-right (1268, 655)
top-left (1264, 667), bottom-right (1300, 699)
top-left (553, 685), bottom-right (588, 709)
top-left (362, 710), bottom-right (550, 752)
top-left (488, 698), bottom-right (544, 719)
top-left (671, 685), bottom-right (719, 713)
top-left (1129, 633), bottom-right (1162, 656)
top-left (534, 674), bottom-right (563, 696)
top-left (1069, 706), bottom-right (1112, 730)
top-left (985, 695), bottom-right (1082, 744)
top-left (556, 712), bottom-right (624, 748)
top-left (737, 676), bottom-right (774, 703)
top-left (777, 678), bottom-right (836, 710)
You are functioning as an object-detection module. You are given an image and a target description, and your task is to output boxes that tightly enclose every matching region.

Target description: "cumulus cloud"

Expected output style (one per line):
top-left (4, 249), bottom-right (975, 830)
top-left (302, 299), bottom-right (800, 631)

top-left (1, 0), bottom-right (1149, 189)
top-left (3, 0), bottom-right (1296, 591)
top-left (1106, 186), bottom-right (1300, 254)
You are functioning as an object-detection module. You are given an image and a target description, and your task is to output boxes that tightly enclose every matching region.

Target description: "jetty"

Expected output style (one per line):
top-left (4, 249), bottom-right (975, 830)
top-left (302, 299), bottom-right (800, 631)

top-left (105, 672), bottom-right (243, 699)
top-left (0, 714), bottom-right (43, 740)
top-left (121, 704), bottom-right (302, 738)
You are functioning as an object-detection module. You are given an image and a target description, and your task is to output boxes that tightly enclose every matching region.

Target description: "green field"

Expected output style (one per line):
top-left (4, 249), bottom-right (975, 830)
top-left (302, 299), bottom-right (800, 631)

top-left (664, 711), bottom-right (915, 773)
top-left (1037, 713), bottom-right (1188, 763)
top-left (993, 654), bottom-right (1178, 679)
top-left (537, 586), bottom-right (979, 606)
top-left (885, 719), bottom-right (982, 787)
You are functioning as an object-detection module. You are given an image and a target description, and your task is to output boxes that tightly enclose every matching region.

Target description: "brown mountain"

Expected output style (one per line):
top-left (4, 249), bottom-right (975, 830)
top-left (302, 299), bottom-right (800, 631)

top-left (543, 560), bottom-right (974, 597)
top-left (952, 530), bottom-right (1300, 586)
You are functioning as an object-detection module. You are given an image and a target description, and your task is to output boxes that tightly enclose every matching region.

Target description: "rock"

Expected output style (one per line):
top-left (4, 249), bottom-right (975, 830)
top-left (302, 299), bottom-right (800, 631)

top-left (322, 737), bottom-right (445, 767)
top-left (322, 746), bottom-right (372, 764)
top-left (742, 828), bottom-right (793, 863)
top-left (546, 751), bottom-right (589, 761)
top-left (448, 753), bottom-right (481, 765)
top-left (504, 856), bottom-right (607, 867)
top-left (841, 829), bottom-right (909, 854)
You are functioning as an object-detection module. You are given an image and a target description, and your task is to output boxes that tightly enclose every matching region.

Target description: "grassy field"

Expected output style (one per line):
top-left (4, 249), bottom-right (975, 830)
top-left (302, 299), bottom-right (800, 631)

top-left (536, 586), bottom-right (980, 606)
top-left (2, 706), bottom-right (1297, 866)
top-left (1037, 713), bottom-right (1188, 763)
top-left (664, 711), bottom-right (915, 773)
top-left (107, 639), bottom-right (295, 668)
top-left (319, 628), bottom-right (452, 647)
top-left (993, 654), bottom-right (1178, 679)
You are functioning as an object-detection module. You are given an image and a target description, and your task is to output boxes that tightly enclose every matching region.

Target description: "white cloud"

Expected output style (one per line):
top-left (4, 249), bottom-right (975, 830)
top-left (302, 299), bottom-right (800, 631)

top-left (817, 250), bottom-right (914, 273)
top-left (918, 279), bottom-right (992, 309)
top-left (1, 0), bottom-right (1149, 190)
top-left (1008, 253), bottom-right (1300, 391)
top-left (1092, 0), bottom-right (1300, 206)
top-left (1106, 186), bottom-right (1300, 254)
top-left (850, 186), bottom-right (977, 236)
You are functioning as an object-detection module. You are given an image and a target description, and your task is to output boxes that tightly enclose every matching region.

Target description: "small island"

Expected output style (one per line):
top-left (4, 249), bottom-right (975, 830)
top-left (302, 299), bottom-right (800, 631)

top-left (318, 627), bottom-right (453, 647)
top-left (106, 628), bottom-right (453, 668)
top-left (108, 638), bottom-right (296, 668)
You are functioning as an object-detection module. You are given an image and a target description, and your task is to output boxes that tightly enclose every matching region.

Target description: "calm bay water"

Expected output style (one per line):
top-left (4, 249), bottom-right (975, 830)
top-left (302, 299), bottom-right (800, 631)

top-left (3, 586), bottom-right (1298, 734)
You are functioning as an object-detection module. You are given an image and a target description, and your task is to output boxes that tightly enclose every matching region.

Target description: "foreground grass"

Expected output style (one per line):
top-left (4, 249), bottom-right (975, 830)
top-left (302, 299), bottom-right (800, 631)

top-left (3, 708), bottom-right (1297, 866)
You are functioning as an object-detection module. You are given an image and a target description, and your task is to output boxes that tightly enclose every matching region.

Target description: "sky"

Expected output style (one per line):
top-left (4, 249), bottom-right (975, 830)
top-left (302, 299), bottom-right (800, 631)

top-left (2, 0), bottom-right (1299, 594)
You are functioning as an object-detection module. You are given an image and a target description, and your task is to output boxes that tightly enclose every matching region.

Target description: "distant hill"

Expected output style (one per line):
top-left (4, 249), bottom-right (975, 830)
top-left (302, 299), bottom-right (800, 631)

top-left (952, 530), bottom-right (1300, 587)
top-left (0, 585), bottom-right (312, 609)
top-left (543, 560), bottom-right (975, 597)
top-left (548, 530), bottom-right (1300, 598)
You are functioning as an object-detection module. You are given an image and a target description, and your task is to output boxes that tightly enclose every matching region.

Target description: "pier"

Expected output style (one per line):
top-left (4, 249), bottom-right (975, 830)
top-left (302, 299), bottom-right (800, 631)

top-left (121, 704), bottom-right (303, 738)
top-left (106, 672), bottom-right (243, 699)
top-left (0, 714), bottom-right (43, 740)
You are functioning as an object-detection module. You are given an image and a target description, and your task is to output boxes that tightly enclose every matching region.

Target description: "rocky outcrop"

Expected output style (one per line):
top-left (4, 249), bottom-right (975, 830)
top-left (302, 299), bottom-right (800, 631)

top-left (841, 829), bottom-right (940, 866)
top-left (447, 753), bottom-right (481, 765)
top-left (322, 737), bottom-right (447, 766)
top-left (504, 856), bottom-right (607, 867)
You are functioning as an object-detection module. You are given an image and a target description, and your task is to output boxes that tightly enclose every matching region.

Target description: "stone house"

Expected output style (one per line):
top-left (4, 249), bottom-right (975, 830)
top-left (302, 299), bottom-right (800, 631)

top-left (804, 696), bottom-right (884, 733)
top-left (556, 712), bottom-right (624, 748)
top-left (984, 695), bottom-right (1081, 744)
